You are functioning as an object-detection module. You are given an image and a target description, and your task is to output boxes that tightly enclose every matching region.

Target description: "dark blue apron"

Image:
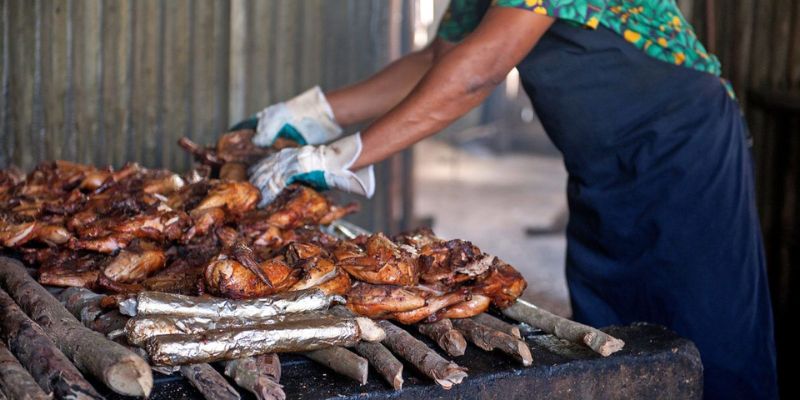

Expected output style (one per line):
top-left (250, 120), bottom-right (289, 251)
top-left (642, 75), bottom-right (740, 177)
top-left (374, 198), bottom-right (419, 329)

top-left (516, 21), bottom-right (778, 399)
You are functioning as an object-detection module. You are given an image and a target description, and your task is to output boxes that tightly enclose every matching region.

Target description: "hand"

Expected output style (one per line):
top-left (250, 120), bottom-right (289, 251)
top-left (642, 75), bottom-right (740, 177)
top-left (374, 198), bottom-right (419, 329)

top-left (230, 86), bottom-right (343, 146)
top-left (248, 133), bottom-right (375, 207)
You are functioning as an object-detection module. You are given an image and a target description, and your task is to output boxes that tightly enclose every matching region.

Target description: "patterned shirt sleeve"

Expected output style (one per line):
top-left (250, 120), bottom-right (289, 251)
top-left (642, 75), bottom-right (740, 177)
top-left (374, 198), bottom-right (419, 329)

top-left (436, 0), bottom-right (494, 43)
top-left (492, 0), bottom-right (608, 29)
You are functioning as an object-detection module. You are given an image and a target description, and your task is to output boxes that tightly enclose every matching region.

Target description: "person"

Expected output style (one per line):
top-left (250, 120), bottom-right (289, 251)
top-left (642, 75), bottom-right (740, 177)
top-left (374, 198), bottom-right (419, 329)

top-left (239, 1), bottom-right (778, 398)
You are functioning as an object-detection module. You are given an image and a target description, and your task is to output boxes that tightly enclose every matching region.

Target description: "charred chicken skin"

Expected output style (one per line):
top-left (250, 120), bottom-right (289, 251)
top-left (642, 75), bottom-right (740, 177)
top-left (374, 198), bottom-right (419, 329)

top-left (334, 233), bottom-right (419, 286)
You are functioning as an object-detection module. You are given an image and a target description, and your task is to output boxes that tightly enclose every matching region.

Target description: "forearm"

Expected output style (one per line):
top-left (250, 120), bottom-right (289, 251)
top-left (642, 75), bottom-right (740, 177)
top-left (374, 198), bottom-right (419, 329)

top-left (326, 41), bottom-right (450, 126)
top-left (352, 8), bottom-right (554, 169)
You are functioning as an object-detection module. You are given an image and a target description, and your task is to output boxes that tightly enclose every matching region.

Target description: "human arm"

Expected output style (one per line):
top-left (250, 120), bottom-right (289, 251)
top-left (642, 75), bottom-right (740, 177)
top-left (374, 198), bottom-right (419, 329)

top-left (234, 40), bottom-right (455, 146)
top-left (325, 39), bottom-right (456, 126)
top-left (352, 7), bottom-right (554, 169)
top-left (248, 6), bottom-right (554, 205)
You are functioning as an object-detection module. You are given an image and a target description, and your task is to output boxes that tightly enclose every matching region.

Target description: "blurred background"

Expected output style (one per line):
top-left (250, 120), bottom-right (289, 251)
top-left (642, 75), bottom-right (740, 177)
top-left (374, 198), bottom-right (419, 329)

top-left (1, 1), bottom-right (798, 396)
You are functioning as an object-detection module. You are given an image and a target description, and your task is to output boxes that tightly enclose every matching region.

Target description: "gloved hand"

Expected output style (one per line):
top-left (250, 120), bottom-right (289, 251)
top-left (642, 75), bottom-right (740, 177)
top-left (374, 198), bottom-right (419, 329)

top-left (248, 133), bottom-right (375, 207)
top-left (230, 86), bottom-right (342, 146)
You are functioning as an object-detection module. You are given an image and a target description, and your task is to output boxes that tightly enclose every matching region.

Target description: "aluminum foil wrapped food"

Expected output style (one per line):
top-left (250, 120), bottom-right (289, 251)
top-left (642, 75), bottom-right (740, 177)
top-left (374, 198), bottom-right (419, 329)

top-left (126, 312), bottom-right (329, 346)
top-left (120, 288), bottom-right (343, 318)
top-left (146, 317), bottom-right (366, 365)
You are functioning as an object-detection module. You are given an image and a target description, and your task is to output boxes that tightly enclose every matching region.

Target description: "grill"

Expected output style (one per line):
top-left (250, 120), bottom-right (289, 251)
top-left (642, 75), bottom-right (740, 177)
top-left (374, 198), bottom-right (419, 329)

top-left (102, 323), bottom-right (702, 400)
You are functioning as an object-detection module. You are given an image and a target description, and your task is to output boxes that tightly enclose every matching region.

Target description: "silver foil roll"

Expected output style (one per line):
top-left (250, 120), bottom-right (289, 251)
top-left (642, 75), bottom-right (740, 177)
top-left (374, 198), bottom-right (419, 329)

top-left (146, 318), bottom-right (360, 365)
top-left (126, 311), bottom-right (331, 346)
top-left (134, 289), bottom-right (344, 318)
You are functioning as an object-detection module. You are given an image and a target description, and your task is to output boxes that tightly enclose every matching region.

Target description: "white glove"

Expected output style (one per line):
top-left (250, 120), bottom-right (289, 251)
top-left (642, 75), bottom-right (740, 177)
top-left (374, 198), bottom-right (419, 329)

top-left (246, 86), bottom-right (343, 146)
top-left (248, 133), bottom-right (375, 207)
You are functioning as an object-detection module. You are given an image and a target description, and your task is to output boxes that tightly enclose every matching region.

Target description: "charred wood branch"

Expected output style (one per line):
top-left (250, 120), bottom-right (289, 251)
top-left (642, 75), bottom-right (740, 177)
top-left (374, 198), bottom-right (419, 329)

top-left (57, 287), bottom-right (129, 337)
top-left (303, 347), bottom-right (369, 385)
top-left (0, 341), bottom-right (51, 400)
top-left (0, 288), bottom-right (102, 399)
top-left (223, 354), bottom-right (285, 400)
top-left (90, 311), bottom-right (130, 338)
top-left (57, 287), bottom-right (105, 326)
top-left (417, 319), bottom-right (467, 357)
top-left (329, 306), bottom-right (403, 389)
top-left (451, 318), bottom-right (532, 366)
top-left (353, 341), bottom-right (404, 390)
top-left (502, 299), bottom-right (625, 357)
top-left (378, 321), bottom-right (467, 390)
top-left (180, 363), bottom-right (241, 400)
top-left (471, 313), bottom-right (522, 339)
top-left (0, 257), bottom-right (153, 397)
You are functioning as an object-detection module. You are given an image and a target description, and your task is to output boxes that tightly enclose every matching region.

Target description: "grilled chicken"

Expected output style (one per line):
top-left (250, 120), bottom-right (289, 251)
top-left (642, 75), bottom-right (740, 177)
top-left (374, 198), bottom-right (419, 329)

top-left (346, 282), bottom-right (427, 318)
top-left (102, 243), bottom-right (167, 284)
top-left (1, 134), bottom-right (527, 327)
top-left (202, 242), bottom-right (301, 299)
top-left (397, 228), bottom-right (494, 287)
top-left (334, 233), bottom-right (418, 286)
top-left (37, 251), bottom-right (107, 288)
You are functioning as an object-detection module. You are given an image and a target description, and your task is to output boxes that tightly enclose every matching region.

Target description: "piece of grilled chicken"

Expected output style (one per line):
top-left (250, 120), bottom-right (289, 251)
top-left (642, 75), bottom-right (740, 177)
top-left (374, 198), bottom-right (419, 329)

top-left (396, 228), bottom-right (494, 287)
top-left (346, 282), bottom-right (472, 324)
top-left (334, 233), bottom-right (419, 286)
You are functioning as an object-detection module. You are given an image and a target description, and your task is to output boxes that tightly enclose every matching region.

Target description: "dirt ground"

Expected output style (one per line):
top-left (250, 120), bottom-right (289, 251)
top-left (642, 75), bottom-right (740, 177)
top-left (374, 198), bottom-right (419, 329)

top-left (414, 139), bottom-right (571, 317)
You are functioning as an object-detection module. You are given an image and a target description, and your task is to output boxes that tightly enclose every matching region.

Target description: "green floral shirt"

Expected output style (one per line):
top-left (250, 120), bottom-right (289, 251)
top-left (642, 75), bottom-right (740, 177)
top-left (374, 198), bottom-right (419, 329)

top-left (437, 0), bottom-right (722, 76)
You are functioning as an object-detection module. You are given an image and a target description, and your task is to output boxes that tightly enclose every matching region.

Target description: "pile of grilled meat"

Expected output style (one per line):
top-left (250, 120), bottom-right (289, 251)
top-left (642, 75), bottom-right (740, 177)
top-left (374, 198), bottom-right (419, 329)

top-left (0, 131), bottom-right (526, 324)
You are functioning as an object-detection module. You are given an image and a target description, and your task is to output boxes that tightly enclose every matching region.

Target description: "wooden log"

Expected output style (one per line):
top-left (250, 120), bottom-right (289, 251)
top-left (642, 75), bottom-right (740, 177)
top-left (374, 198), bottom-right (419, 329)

top-left (352, 341), bottom-right (404, 390)
top-left (378, 321), bottom-right (467, 390)
top-left (451, 318), bottom-right (532, 366)
top-left (0, 341), bottom-right (51, 400)
top-left (0, 289), bottom-right (102, 399)
top-left (223, 354), bottom-right (285, 400)
top-left (0, 257), bottom-right (153, 397)
top-left (90, 311), bottom-right (129, 338)
top-left (417, 319), bottom-right (467, 357)
top-left (180, 363), bottom-right (241, 400)
top-left (56, 287), bottom-right (129, 337)
top-left (471, 313), bottom-right (522, 339)
top-left (502, 299), bottom-right (625, 357)
top-left (303, 347), bottom-right (369, 385)
top-left (57, 287), bottom-right (105, 326)
top-left (329, 306), bottom-right (403, 389)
